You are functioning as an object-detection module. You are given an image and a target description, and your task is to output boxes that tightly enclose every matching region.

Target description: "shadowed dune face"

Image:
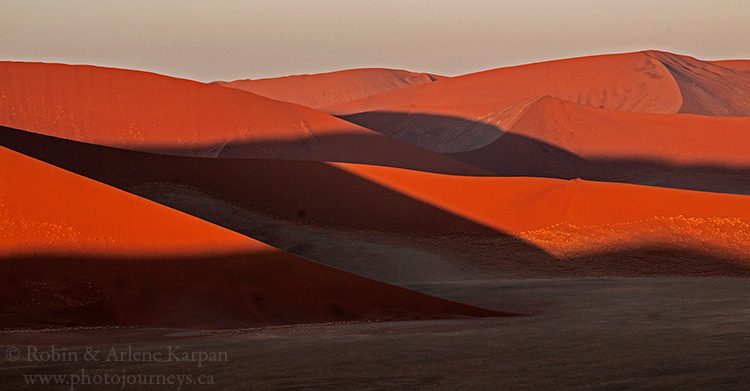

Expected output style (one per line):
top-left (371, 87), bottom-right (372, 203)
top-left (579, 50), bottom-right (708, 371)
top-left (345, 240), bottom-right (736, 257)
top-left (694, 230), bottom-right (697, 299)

top-left (451, 133), bottom-right (750, 195)
top-left (333, 104), bottom-right (750, 195)
top-left (3, 126), bottom-right (750, 269)
top-left (0, 62), bottom-right (485, 176)
top-left (0, 144), bottom-right (511, 328)
top-left (326, 52), bottom-right (685, 155)
top-left (325, 52), bottom-right (750, 162)
top-left (0, 126), bottom-right (499, 236)
top-left (213, 68), bottom-right (443, 109)
top-left (192, 131), bottom-right (490, 175)
top-left (427, 97), bottom-right (750, 194)
top-left (0, 252), bottom-right (510, 329)
top-left (644, 51), bottom-right (750, 117)
top-left (324, 52), bottom-right (683, 116)
top-left (338, 102), bottom-right (531, 153)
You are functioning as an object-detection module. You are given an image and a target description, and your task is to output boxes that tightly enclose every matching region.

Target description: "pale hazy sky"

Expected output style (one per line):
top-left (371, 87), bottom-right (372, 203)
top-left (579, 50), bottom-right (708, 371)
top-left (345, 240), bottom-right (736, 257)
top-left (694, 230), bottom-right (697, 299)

top-left (3, 0), bottom-right (749, 82)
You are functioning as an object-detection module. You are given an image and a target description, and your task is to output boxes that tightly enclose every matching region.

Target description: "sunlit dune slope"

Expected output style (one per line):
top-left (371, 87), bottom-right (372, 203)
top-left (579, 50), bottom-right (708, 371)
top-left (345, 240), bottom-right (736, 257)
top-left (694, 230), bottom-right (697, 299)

top-left (644, 51), bottom-right (750, 117)
top-left (325, 52), bottom-right (682, 116)
top-left (328, 52), bottom-right (682, 153)
top-left (451, 96), bottom-right (750, 174)
top-left (0, 62), bottom-right (484, 175)
top-left (512, 96), bottom-right (750, 165)
top-left (0, 148), bottom-right (251, 258)
top-left (0, 146), bottom-right (508, 328)
top-left (3, 126), bottom-right (750, 266)
top-left (213, 68), bottom-right (443, 109)
top-left (337, 164), bottom-right (750, 261)
top-left (0, 126), bottom-right (497, 236)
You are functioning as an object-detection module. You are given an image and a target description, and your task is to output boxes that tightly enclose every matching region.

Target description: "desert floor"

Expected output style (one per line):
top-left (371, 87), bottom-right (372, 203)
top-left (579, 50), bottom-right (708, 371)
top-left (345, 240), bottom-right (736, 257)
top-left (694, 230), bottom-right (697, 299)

top-left (2, 276), bottom-right (749, 390)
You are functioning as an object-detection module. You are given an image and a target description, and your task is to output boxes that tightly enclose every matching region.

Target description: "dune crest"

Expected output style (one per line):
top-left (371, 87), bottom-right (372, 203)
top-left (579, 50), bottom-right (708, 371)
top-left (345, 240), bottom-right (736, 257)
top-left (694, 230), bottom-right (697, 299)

top-left (214, 68), bottom-right (443, 109)
top-left (326, 52), bottom-right (683, 154)
top-left (324, 52), bottom-right (682, 116)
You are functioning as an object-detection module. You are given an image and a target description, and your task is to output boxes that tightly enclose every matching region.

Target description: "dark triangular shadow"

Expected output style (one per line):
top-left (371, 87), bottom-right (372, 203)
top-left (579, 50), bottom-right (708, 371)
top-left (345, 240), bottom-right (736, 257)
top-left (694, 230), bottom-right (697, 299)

top-left (337, 111), bottom-right (750, 195)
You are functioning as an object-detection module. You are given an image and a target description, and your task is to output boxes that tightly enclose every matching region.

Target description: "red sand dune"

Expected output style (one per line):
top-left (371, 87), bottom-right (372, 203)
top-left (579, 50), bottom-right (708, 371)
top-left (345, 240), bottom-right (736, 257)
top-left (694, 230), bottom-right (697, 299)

top-left (3, 126), bottom-right (750, 267)
top-left (0, 62), bottom-right (484, 175)
top-left (0, 145), bottom-right (509, 329)
top-left (451, 95), bottom-right (750, 175)
top-left (5, 50), bottom-right (750, 332)
top-left (213, 68), bottom-right (444, 109)
top-left (325, 52), bottom-right (683, 116)
top-left (337, 163), bottom-right (750, 260)
top-left (329, 52), bottom-right (683, 153)
top-left (644, 51), bottom-right (750, 117)
top-left (0, 126), bottom-right (498, 236)
top-left (338, 102), bottom-right (529, 153)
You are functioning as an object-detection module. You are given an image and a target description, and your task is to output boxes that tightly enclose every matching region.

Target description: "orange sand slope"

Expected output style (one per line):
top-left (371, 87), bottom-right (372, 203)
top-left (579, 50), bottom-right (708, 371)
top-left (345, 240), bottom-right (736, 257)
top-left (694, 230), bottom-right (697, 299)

top-left (3, 126), bottom-right (750, 267)
top-left (0, 126), bottom-right (498, 236)
top-left (338, 164), bottom-right (750, 260)
top-left (510, 96), bottom-right (750, 165)
top-left (325, 52), bottom-right (683, 116)
top-left (0, 145), bottom-right (509, 328)
top-left (213, 68), bottom-right (443, 109)
top-left (644, 51), bottom-right (750, 117)
top-left (0, 62), bottom-right (484, 175)
top-left (330, 52), bottom-right (684, 153)
top-left (450, 96), bottom-right (750, 183)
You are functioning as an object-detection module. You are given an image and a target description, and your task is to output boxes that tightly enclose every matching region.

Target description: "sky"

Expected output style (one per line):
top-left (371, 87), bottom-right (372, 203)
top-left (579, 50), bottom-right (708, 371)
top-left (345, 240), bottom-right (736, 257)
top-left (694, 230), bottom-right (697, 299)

top-left (2, 0), bottom-right (749, 82)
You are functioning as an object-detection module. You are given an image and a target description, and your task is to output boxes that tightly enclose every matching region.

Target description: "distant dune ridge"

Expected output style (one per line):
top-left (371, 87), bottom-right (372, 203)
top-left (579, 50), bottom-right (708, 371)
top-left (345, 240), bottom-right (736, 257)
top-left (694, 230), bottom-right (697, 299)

top-left (323, 52), bottom-right (684, 115)
top-left (321, 51), bottom-right (749, 155)
top-left (212, 68), bottom-right (444, 109)
top-left (323, 52), bottom-right (685, 153)
top-left (2, 50), bottom-right (750, 329)
top-left (0, 62), bottom-right (483, 175)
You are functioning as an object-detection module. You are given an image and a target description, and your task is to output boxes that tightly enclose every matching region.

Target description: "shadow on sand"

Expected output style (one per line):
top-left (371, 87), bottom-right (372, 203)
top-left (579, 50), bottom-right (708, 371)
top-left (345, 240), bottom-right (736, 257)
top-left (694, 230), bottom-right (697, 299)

top-left (337, 112), bottom-right (750, 195)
